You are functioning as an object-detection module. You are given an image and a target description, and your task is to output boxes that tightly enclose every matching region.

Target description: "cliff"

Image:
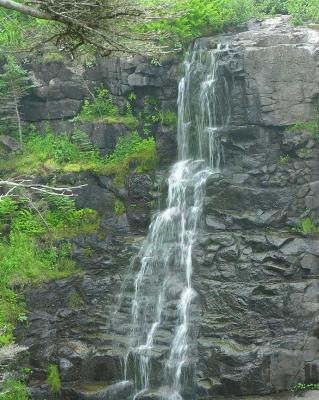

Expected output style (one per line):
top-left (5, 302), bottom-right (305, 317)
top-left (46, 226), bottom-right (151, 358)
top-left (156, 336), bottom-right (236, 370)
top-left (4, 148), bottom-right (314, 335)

top-left (3, 15), bottom-right (319, 400)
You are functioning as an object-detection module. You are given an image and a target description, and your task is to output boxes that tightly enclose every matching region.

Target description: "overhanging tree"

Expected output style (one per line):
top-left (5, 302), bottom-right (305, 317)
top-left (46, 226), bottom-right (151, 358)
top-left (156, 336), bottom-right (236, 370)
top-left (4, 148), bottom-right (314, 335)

top-left (0, 0), bottom-right (176, 55)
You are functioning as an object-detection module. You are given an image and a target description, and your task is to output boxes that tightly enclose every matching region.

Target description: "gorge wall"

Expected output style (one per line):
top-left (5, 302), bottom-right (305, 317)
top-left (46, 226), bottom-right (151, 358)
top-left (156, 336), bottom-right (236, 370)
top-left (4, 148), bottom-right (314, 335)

top-left (8, 15), bottom-right (319, 399)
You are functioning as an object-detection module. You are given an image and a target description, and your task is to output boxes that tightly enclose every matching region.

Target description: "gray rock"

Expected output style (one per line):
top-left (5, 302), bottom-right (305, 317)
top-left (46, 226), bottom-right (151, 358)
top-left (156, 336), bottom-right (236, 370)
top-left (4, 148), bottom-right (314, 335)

top-left (0, 135), bottom-right (21, 151)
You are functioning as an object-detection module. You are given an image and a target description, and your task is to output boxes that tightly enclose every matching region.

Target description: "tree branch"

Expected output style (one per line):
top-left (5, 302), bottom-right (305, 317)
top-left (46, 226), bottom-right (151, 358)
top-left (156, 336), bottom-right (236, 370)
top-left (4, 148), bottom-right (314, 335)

top-left (0, 179), bottom-right (88, 198)
top-left (0, 0), bottom-right (54, 20)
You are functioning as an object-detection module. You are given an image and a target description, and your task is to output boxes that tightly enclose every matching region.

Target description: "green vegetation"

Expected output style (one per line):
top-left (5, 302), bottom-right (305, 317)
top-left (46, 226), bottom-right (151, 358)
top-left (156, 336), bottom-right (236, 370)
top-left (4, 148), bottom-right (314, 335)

top-left (92, 131), bottom-right (158, 185)
top-left (114, 199), bottom-right (126, 216)
top-left (287, 120), bottom-right (319, 141)
top-left (0, 125), bottom-right (158, 187)
top-left (47, 364), bottom-right (61, 394)
top-left (145, 0), bottom-right (319, 47)
top-left (0, 6), bottom-right (48, 52)
top-left (0, 0), bottom-right (317, 60)
top-left (278, 154), bottom-right (290, 165)
top-left (297, 217), bottom-right (319, 234)
top-left (74, 86), bottom-right (138, 129)
top-left (145, 0), bottom-right (254, 45)
top-left (0, 379), bottom-right (30, 400)
top-left (291, 382), bottom-right (319, 392)
top-left (287, 0), bottom-right (319, 25)
top-left (140, 96), bottom-right (177, 135)
top-left (67, 292), bottom-right (84, 309)
top-left (0, 195), bottom-right (98, 345)
top-left (0, 56), bottom-right (32, 144)
top-left (287, 101), bottom-right (319, 141)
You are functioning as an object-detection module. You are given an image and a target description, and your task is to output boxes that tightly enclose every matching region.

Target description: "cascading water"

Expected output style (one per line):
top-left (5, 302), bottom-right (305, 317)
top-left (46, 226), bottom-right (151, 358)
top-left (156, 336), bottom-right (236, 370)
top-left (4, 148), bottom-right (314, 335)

top-left (113, 41), bottom-right (231, 400)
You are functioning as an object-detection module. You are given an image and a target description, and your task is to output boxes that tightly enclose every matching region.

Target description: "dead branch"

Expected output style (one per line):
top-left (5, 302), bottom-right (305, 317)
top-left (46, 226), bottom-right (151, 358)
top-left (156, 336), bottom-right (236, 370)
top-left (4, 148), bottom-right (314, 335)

top-left (0, 179), bottom-right (88, 198)
top-left (0, 0), bottom-right (182, 56)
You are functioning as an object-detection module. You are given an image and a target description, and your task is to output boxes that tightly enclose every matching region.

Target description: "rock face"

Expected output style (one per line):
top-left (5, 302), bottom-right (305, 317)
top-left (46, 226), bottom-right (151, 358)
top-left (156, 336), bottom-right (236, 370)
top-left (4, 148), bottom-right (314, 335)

top-left (21, 55), bottom-right (178, 161)
top-left (193, 16), bottom-right (319, 397)
top-left (13, 16), bottom-right (319, 399)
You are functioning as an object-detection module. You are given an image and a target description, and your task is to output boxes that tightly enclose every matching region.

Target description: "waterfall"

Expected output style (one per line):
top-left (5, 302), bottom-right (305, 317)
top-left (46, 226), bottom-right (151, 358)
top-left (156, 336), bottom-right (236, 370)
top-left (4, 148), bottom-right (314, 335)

top-left (114, 41), bottom-right (231, 400)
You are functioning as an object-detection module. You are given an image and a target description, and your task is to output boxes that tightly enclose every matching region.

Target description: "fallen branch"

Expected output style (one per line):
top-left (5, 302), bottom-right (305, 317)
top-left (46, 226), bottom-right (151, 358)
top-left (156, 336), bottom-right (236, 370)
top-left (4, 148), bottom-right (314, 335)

top-left (0, 179), bottom-right (88, 198)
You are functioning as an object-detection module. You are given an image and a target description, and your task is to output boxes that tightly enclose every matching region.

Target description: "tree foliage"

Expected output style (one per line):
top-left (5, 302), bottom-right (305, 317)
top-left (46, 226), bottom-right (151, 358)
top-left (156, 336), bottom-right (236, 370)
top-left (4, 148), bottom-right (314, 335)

top-left (0, 56), bottom-right (32, 144)
top-left (0, 0), bottom-right (178, 56)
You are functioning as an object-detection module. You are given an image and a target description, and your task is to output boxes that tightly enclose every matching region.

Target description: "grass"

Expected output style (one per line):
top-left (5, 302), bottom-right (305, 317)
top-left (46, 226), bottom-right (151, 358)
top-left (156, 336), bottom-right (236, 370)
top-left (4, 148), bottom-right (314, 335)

top-left (0, 128), bottom-right (158, 186)
top-left (47, 364), bottom-right (61, 394)
top-left (287, 120), bottom-right (318, 140)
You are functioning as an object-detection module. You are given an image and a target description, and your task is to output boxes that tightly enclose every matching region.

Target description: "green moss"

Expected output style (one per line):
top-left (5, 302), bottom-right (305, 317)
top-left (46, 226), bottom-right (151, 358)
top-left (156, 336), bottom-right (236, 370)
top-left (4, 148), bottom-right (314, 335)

top-left (47, 364), bottom-right (61, 394)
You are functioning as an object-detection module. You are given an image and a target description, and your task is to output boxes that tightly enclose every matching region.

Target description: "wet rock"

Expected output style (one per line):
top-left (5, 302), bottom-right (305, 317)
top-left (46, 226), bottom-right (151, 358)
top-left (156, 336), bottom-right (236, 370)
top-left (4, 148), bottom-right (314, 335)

top-left (0, 135), bottom-right (21, 152)
top-left (72, 380), bottom-right (133, 400)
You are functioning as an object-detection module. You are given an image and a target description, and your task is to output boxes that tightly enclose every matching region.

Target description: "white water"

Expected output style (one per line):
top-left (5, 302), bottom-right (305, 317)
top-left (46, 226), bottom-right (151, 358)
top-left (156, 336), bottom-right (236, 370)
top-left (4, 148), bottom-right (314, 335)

top-left (115, 41), bottom-right (231, 400)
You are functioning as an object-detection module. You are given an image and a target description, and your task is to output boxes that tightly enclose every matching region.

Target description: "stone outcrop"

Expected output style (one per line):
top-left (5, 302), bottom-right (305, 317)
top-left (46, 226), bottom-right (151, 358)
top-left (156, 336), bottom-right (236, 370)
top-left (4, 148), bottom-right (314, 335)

top-left (10, 15), bottom-right (319, 400)
top-left (21, 56), bottom-right (178, 161)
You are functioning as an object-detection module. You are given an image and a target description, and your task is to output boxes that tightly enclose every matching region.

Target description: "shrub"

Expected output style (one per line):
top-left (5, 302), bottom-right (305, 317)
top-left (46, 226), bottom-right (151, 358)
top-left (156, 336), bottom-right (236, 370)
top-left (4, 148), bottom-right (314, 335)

top-left (287, 0), bottom-right (319, 24)
top-left (256, 0), bottom-right (288, 14)
top-left (1, 379), bottom-right (29, 400)
top-left (144, 0), bottom-right (254, 43)
top-left (99, 131), bottom-right (158, 185)
top-left (74, 86), bottom-right (138, 129)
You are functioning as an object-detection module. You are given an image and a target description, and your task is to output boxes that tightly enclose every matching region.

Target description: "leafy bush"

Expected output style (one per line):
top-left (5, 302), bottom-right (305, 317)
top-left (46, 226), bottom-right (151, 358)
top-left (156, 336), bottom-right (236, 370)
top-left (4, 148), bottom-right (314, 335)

top-left (287, 0), bottom-right (319, 24)
top-left (291, 382), bottom-right (319, 392)
top-left (25, 130), bottom-right (82, 164)
top-left (75, 86), bottom-right (138, 129)
top-left (100, 131), bottom-right (158, 184)
top-left (256, 0), bottom-right (288, 14)
top-left (0, 197), bottom-right (18, 224)
top-left (79, 86), bottom-right (118, 120)
top-left (144, 0), bottom-right (254, 44)
top-left (1, 379), bottom-right (29, 400)
top-left (47, 364), bottom-right (61, 394)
